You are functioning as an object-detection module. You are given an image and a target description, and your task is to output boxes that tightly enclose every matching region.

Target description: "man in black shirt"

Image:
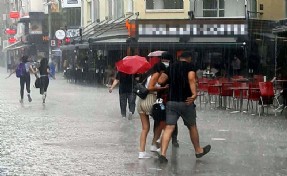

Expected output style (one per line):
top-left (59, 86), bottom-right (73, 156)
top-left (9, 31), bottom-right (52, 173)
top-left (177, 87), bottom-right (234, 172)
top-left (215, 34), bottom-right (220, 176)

top-left (109, 72), bottom-right (136, 119)
top-left (158, 51), bottom-right (211, 163)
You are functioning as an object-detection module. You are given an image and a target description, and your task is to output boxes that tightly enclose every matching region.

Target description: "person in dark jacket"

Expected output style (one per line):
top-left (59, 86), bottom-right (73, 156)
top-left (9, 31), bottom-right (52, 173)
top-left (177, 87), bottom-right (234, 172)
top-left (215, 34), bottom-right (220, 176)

top-left (109, 71), bottom-right (136, 119)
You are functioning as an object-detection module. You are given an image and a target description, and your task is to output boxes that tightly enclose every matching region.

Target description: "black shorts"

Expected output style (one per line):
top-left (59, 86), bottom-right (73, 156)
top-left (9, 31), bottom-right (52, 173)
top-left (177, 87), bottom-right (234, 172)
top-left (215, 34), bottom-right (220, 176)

top-left (165, 101), bottom-right (197, 127)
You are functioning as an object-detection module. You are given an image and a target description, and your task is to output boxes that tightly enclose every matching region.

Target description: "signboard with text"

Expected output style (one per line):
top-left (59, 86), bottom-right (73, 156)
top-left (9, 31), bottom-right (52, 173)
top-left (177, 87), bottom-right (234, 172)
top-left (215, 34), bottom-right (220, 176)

top-left (61, 0), bottom-right (81, 8)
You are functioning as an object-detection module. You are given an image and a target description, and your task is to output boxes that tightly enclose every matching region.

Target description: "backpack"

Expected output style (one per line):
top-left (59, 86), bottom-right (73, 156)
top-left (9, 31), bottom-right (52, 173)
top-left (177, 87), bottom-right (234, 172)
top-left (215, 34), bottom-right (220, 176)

top-left (16, 63), bottom-right (26, 78)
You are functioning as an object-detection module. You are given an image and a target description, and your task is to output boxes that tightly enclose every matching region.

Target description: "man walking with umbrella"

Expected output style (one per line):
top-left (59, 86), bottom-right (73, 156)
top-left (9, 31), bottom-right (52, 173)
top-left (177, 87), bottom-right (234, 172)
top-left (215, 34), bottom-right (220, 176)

top-left (109, 55), bottom-right (152, 119)
top-left (109, 71), bottom-right (136, 119)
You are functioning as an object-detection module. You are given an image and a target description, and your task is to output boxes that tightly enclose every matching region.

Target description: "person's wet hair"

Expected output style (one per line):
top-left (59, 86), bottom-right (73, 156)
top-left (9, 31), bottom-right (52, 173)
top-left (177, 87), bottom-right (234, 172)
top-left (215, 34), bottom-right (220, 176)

top-left (180, 51), bottom-right (193, 59)
top-left (40, 58), bottom-right (48, 69)
top-left (161, 52), bottom-right (173, 61)
top-left (152, 62), bottom-right (166, 73)
top-left (21, 56), bottom-right (28, 62)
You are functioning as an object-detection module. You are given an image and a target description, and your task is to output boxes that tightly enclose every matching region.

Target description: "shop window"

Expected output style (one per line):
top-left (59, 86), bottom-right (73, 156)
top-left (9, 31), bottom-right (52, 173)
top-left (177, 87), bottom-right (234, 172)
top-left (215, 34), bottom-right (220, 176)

top-left (146, 0), bottom-right (183, 10)
top-left (203, 0), bottom-right (224, 17)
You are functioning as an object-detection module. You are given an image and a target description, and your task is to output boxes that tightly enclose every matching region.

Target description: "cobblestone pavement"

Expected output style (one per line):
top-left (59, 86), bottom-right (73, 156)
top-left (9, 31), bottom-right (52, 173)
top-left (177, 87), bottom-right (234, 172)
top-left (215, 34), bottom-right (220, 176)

top-left (0, 68), bottom-right (287, 176)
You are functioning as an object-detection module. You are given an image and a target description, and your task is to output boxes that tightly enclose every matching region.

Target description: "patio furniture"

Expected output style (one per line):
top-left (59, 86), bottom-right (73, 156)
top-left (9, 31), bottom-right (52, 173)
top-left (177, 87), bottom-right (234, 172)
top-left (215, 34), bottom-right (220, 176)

top-left (258, 82), bottom-right (276, 116)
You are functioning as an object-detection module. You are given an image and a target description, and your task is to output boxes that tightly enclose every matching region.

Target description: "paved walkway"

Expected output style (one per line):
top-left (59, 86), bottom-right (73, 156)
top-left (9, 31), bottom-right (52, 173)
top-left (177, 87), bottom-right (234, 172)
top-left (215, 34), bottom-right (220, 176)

top-left (0, 68), bottom-right (287, 175)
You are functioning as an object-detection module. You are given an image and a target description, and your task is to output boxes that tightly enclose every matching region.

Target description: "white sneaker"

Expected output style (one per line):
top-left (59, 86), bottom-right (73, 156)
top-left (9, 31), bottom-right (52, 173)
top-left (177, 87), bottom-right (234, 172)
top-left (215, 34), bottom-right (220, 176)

top-left (19, 99), bottom-right (23, 103)
top-left (138, 152), bottom-right (152, 159)
top-left (156, 148), bottom-right (161, 154)
top-left (150, 145), bottom-right (159, 152)
top-left (128, 112), bottom-right (133, 120)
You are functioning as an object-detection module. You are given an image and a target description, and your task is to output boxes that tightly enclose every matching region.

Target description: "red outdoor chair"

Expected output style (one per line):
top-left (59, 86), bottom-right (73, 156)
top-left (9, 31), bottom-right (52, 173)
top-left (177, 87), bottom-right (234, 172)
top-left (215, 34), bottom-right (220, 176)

top-left (218, 77), bottom-right (229, 83)
top-left (207, 79), bottom-right (220, 108)
top-left (258, 82), bottom-right (276, 116)
top-left (220, 82), bottom-right (233, 109)
top-left (197, 81), bottom-right (209, 109)
top-left (232, 82), bottom-right (249, 110)
top-left (247, 83), bottom-right (261, 113)
top-left (253, 75), bottom-right (264, 83)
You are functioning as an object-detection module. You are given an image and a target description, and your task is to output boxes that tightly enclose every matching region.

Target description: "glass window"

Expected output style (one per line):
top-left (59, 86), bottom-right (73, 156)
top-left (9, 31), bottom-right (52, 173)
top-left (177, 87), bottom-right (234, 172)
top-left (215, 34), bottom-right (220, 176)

top-left (127, 0), bottom-right (134, 13)
top-left (114, 0), bottom-right (124, 19)
top-left (93, 0), bottom-right (100, 22)
top-left (146, 0), bottom-right (183, 10)
top-left (203, 0), bottom-right (224, 17)
top-left (87, 1), bottom-right (92, 21)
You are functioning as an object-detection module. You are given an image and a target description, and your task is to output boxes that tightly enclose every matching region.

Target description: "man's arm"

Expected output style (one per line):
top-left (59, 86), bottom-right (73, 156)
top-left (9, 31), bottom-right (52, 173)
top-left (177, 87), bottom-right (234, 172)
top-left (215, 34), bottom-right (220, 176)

top-left (109, 79), bottom-right (119, 93)
top-left (186, 71), bottom-right (197, 105)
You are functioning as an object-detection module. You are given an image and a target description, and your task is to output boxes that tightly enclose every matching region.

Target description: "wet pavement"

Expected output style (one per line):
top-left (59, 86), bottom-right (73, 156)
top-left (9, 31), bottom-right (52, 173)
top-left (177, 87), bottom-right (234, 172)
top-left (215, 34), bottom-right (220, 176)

top-left (0, 68), bottom-right (287, 176)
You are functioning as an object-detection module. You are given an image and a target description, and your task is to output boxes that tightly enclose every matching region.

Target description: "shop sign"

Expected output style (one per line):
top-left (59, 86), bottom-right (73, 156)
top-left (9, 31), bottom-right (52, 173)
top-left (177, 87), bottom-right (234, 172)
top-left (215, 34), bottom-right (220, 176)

top-left (8, 37), bottom-right (17, 44)
top-left (66, 28), bottom-right (80, 38)
top-left (9, 11), bottom-right (20, 19)
top-left (5, 28), bottom-right (16, 35)
top-left (55, 30), bottom-right (65, 40)
top-left (61, 0), bottom-right (81, 8)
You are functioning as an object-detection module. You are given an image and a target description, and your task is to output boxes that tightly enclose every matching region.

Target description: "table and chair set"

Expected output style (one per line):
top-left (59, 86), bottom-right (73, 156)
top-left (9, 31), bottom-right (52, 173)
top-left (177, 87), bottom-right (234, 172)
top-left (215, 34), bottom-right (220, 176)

top-left (196, 75), bottom-right (287, 116)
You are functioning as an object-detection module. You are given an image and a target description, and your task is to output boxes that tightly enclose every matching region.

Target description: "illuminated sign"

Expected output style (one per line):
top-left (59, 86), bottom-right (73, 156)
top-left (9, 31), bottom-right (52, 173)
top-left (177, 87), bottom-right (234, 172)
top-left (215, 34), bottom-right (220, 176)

top-left (9, 11), bottom-right (20, 19)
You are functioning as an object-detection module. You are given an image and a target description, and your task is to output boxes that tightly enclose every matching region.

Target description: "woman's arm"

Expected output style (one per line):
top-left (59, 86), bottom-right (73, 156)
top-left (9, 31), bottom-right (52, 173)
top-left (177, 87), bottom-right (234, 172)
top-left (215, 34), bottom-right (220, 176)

top-left (148, 72), bottom-right (168, 92)
top-left (29, 65), bottom-right (37, 74)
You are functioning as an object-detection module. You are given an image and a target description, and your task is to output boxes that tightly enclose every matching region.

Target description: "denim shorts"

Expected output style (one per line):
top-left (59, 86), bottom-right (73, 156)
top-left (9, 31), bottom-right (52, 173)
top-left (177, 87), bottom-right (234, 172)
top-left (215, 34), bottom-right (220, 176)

top-left (165, 101), bottom-right (197, 127)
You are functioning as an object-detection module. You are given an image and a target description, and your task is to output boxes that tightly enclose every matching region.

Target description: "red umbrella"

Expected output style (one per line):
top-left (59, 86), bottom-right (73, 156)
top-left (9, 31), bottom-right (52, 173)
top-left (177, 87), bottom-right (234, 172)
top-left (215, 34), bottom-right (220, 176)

top-left (116, 55), bottom-right (151, 74)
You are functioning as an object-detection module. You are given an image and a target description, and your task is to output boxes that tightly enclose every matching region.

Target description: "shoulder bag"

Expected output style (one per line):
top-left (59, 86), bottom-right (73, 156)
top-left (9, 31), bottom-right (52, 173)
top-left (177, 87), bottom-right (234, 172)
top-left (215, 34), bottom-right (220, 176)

top-left (133, 74), bottom-right (151, 99)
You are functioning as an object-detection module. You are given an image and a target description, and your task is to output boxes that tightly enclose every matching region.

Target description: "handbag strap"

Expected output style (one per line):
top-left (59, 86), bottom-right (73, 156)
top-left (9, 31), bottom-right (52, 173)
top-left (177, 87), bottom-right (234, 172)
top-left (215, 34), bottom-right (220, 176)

top-left (140, 73), bottom-right (152, 85)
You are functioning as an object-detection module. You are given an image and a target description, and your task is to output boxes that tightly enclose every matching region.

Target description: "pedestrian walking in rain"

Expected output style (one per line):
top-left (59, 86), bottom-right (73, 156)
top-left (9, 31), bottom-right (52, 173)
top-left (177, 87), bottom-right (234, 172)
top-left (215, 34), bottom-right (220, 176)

top-left (109, 71), bottom-right (136, 119)
top-left (35, 58), bottom-right (53, 103)
top-left (6, 55), bottom-right (36, 103)
top-left (150, 52), bottom-right (179, 153)
top-left (136, 62), bottom-right (168, 159)
top-left (157, 51), bottom-right (211, 163)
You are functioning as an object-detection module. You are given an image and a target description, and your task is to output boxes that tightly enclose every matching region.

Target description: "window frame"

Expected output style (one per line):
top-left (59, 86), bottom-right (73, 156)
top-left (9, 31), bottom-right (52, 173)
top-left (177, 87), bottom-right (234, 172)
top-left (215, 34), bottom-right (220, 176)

top-left (145, 0), bottom-right (184, 11)
top-left (202, 0), bottom-right (225, 17)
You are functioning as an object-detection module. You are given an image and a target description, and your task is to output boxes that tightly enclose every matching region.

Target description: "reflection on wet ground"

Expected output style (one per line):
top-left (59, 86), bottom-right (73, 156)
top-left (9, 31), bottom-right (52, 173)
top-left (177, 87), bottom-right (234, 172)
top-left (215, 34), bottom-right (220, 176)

top-left (0, 69), bottom-right (287, 175)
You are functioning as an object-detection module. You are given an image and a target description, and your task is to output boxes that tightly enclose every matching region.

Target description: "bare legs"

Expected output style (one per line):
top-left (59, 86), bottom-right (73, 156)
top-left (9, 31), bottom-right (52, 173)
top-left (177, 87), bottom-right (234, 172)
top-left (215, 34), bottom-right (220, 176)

top-left (161, 124), bottom-right (203, 157)
top-left (139, 113), bottom-right (150, 152)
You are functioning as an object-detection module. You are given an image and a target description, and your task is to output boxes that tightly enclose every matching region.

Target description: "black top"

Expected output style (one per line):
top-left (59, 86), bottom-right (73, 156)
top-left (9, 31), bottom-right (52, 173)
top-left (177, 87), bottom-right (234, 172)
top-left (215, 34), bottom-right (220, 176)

top-left (39, 65), bottom-right (50, 76)
top-left (116, 72), bottom-right (134, 94)
top-left (166, 61), bottom-right (196, 102)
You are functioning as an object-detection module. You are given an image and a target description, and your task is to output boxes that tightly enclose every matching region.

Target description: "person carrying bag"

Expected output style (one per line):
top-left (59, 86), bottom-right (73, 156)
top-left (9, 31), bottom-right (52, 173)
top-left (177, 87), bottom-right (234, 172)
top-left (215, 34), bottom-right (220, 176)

top-left (136, 62), bottom-right (168, 159)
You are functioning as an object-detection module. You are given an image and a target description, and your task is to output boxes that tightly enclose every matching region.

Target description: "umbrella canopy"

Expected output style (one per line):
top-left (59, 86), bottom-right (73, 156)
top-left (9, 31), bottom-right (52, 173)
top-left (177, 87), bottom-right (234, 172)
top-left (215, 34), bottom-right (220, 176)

top-left (116, 55), bottom-right (151, 74)
top-left (147, 50), bottom-right (166, 57)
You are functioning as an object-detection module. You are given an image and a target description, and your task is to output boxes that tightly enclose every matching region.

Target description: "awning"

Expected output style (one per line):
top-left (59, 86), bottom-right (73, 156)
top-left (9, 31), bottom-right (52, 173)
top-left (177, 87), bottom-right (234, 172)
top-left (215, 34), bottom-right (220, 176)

top-left (253, 32), bottom-right (287, 40)
top-left (138, 37), bottom-right (238, 43)
top-left (2, 41), bottom-right (22, 51)
top-left (88, 14), bottom-right (134, 43)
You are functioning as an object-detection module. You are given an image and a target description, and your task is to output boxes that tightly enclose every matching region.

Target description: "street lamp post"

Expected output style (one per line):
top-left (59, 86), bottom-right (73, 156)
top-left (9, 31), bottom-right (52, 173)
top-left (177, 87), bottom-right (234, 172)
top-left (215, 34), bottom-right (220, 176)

top-left (48, 2), bottom-right (52, 63)
top-left (44, 0), bottom-right (54, 63)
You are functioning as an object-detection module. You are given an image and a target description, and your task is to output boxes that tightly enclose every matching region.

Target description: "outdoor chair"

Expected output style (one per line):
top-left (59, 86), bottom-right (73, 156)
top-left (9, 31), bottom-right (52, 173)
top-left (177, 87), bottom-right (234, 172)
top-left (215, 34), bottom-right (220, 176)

top-left (247, 83), bottom-right (261, 113)
top-left (207, 79), bottom-right (220, 108)
top-left (253, 75), bottom-right (264, 83)
top-left (220, 82), bottom-right (233, 109)
top-left (197, 78), bottom-right (209, 109)
top-left (258, 82), bottom-right (276, 116)
top-left (232, 82), bottom-right (249, 110)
